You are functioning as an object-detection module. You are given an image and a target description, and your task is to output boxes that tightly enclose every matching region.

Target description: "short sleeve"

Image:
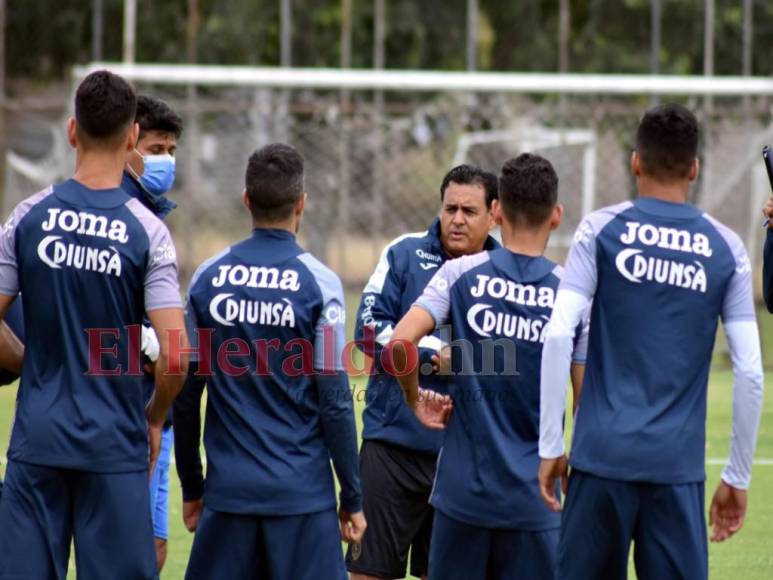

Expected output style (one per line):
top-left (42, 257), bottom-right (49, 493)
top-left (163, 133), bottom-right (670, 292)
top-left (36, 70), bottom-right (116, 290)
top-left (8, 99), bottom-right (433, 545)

top-left (0, 210), bottom-right (20, 296)
top-left (144, 221), bottom-right (182, 311)
top-left (414, 265), bottom-right (453, 327)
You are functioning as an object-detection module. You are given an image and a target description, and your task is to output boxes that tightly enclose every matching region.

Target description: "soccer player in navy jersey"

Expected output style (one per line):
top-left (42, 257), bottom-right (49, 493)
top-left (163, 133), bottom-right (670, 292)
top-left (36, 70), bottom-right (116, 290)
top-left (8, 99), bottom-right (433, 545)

top-left (348, 165), bottom-right (499, 580)
top-left (388, 153), bottom-right (587, 579)
top-left (176, 143), bottom-right (364, 579)
top-left (0, 70), bottom-right (188, 579)
top-left (539, 104), bottom-right (764, 580)
top-left (0, 94), bottom-right (184, 572)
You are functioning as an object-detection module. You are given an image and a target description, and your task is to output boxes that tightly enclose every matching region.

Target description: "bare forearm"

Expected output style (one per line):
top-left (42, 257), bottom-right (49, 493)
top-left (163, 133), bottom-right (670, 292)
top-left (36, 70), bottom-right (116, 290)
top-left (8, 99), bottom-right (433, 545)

top-left (0, 322), bottom-right (23, 375)
top-left (147, 352), bottom-right (186, 426)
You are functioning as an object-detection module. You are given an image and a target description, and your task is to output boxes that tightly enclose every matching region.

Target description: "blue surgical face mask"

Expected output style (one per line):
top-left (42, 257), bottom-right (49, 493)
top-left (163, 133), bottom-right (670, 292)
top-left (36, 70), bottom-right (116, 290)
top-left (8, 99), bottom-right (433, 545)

top-left (137, 151), bottom-right (176, 196)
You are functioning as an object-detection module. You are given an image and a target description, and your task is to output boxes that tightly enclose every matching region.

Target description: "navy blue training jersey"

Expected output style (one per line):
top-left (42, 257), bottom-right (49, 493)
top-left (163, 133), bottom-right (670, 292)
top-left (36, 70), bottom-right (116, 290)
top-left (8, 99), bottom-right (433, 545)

top-left (415, 248), bottom-right (586, 529)
top-left (356, 218), bottom-right (499, 453)
top-left (561, 197), bottom-right (755, 483)
top-left (186, 228), bottom-right (361, 515)
top-left (0, 179), bottom-right (181, 472)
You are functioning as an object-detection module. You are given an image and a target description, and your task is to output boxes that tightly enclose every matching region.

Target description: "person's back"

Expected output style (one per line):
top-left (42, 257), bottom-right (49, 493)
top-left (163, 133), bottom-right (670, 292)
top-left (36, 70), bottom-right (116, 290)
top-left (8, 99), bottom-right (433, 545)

top-left (569, 198), bottom-right (742, 481)
top-left (8, 181), bottom-right (171, 469)
top-left (0, 70), bottom-right (187, 580)
top-left (539, 104), bottom-right (764, 580)
top-left (187, 231), bottom-right (352, 513)
top-left (178, 143), bottom-right (364, 580)
top-left (391, 154), bottom-right (586, 579)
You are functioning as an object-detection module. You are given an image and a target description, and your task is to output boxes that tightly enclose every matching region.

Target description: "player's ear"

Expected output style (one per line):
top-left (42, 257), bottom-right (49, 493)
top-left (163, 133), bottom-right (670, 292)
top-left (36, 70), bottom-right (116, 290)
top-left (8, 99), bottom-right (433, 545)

top-left (67, 118), bottom-right (78, 148)
top-left (126, 122), bottom-right (139, 152)
top-left (295, 192), bottom-right (307, 218)
top-left (630, 151), bottom-right (641, 177)
top-left (687, 158), bottom-right (699, 182)
top-left (241, 190), bottom-right (251, 212)
top-left (491, 199), bottom-right (503, 226)
top-left (550, 204), bottom-right (563, 231)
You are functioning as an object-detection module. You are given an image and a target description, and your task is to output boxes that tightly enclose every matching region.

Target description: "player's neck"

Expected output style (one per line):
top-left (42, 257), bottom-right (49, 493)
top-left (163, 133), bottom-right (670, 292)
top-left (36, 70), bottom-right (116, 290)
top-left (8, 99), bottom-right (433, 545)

top-left (636, 176), bottom-right (690, 204)
top-left (500, 221), bottom-right (548, 257)
top-left (251, 220), bottom-right (296, 236)
top-left (72, 150), bottom-right (126, 190)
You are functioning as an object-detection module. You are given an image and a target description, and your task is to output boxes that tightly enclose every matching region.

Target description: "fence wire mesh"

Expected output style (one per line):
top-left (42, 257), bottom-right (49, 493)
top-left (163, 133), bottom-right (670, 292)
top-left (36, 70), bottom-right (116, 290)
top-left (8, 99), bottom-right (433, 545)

top-left (5, 83), bottom-right (773, 295)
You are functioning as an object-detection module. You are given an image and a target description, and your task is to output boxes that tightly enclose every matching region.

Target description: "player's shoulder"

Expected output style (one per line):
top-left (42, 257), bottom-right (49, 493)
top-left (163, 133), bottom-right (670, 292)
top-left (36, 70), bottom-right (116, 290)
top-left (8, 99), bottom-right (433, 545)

top-left (578, 200), bottom-right (635, 238)
top-left (296, 251), bottom-right (344, 299)
top-left (441, 250), bottom-right (492, 287)
top-left (189, 246), bottom-right (233, 292)
top-left (700, 212), bottom-right (743, 247)
top-left (548, 260), bottom-right (564, 280)
top-left (383, 229), bottom-right (431, 258)
top-left (4, 185), bottom-right (56, 231)
top-left (699, 212), bottom-right (748, 264)
top-left (120, 196), bottom-right (172, 246)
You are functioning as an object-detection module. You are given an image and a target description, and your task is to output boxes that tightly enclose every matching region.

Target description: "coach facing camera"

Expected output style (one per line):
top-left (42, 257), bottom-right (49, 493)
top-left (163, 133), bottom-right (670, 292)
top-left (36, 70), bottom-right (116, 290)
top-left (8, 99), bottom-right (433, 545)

top-left (347, 165), bottom-right (499, 580)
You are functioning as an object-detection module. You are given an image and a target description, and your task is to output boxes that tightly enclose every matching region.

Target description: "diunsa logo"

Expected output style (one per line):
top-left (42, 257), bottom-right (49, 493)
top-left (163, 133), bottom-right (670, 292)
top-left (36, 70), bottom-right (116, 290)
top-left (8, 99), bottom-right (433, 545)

top-left (209, 293), bottom-right (296, 327)
top-left (615, 248), bottom-right (707, 293)
top-left (37, 235), bottom-right (122, 276)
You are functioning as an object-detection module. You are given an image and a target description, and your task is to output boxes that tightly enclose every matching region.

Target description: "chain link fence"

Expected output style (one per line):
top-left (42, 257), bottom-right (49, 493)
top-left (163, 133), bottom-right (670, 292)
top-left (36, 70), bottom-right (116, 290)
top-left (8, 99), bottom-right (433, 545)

top-left (5, 80), bottom-right (773, 299)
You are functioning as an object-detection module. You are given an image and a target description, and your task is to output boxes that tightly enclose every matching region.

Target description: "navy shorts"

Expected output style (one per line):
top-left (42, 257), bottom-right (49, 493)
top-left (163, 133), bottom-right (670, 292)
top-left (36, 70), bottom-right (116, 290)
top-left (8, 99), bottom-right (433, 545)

top-left (0, 460), bottom-right (156, 580)
top-left (559, 469), bottom-right (708, 580)
top-left (185, 506), bottom-right (347, 580)
top-left (428, 510), bottom-right (558, 580)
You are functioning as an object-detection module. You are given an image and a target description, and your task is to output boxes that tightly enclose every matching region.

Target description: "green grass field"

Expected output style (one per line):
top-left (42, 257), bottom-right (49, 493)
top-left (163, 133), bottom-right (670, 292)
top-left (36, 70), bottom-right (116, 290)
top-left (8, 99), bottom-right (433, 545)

top-left (0, 370), bottom-right (770, 579)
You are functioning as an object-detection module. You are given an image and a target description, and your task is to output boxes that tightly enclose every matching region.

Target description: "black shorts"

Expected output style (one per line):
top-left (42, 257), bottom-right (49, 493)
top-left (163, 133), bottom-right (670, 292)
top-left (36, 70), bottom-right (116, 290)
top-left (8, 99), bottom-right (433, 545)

top-left (346, 440), bottom-right (437, 579)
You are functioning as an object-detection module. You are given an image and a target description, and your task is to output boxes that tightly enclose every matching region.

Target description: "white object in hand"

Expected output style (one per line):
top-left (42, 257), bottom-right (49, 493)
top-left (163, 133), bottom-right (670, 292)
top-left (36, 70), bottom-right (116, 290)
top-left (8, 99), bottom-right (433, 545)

top-left (141, 325), bottom-right (160, 362)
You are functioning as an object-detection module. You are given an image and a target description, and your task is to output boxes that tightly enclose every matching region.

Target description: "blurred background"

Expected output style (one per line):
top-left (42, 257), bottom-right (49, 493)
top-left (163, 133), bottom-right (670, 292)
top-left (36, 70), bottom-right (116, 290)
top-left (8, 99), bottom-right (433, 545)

top-left (4, 0), bottom-right (773, 315)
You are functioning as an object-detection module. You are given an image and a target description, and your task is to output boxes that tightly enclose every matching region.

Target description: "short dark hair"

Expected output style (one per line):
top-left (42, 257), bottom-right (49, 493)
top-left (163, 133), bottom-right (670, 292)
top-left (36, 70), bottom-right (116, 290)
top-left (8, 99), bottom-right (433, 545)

top-left (636, 104), bottom-right (698, 180)
top-left (136, 95), bottom-right (183, 139)
top-left (498, 153), bottom-right (558, 227)
top-left (440, 164), bottom-right (498, 208)
top-left (245, 144), bottom-right (304, 224)
top-left (75, 70), bottom-right (136, 147)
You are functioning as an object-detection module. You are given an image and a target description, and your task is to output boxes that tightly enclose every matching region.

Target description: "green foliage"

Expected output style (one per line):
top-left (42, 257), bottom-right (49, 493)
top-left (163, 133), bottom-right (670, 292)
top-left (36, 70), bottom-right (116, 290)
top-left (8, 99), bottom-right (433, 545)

top-left (8, 1), bottom-right (773, 81)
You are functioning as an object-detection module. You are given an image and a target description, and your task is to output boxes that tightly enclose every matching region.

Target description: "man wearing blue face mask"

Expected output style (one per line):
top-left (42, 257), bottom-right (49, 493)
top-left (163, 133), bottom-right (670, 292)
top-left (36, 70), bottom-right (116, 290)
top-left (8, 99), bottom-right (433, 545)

top-left (123, 94), bottom-right (184, 573)
top-left (124, 95), bottom-right (182, 220)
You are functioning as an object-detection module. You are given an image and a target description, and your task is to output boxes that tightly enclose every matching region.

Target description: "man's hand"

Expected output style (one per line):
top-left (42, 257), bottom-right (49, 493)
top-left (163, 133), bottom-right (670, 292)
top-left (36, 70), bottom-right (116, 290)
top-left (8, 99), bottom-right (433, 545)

top-left (538, 456), bottom-right (569, 512)
top-left (183, 499), bottom-right (204, 533)
top-left (148, 422), bottom-right (162, 477)
top-left (338, 508), bottom-right (367, 544)
top-left (763, 197), bottom-right (773, 227)
top-left (709, 481), bottom-right (747, 542)
top-left (431, 345), bottom-right (452, 375)
top-left (413, 388), bottom-right (452, 430)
